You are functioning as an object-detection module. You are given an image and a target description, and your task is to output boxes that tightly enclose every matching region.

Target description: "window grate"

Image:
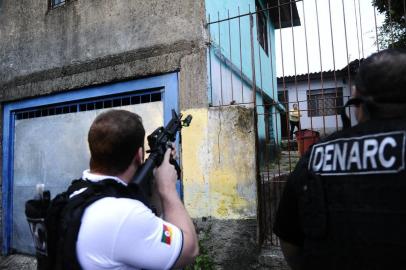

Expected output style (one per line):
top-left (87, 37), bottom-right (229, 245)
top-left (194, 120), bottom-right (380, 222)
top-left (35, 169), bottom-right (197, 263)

top-left (15, 89), bottom-right (162, 120)
top-left (49, 0), bottom-right (66, 9)
top-left (256, 0), bottom-right (269, 55)
top-left (307, 88), bottom-right (344, 117)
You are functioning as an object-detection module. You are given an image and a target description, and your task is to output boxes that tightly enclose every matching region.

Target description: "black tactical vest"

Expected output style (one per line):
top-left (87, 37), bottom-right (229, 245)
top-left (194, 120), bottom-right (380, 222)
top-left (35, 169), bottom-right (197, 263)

top-left (298, 118), bottom-right (406, 270)
top-left (26, 178), bottom-right (149, 270)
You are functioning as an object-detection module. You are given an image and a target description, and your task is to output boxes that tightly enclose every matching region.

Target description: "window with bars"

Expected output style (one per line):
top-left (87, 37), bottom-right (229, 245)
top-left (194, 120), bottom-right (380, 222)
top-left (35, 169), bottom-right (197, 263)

top-left (15, 90), bottom-right (162, 120)
top-left (49, 0), bottom-right (66, 9)
top-left (307, 88), bottom-right (343, 117)
top-left (256, 0), bottom-right (269, 55)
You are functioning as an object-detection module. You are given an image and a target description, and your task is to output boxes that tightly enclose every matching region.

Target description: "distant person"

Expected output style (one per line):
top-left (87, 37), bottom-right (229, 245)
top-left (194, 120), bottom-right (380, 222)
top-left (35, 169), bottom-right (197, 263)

top-left (273, 48), bottom-right (406, 269)
top-left (289, 103), bottom-right (300, 139)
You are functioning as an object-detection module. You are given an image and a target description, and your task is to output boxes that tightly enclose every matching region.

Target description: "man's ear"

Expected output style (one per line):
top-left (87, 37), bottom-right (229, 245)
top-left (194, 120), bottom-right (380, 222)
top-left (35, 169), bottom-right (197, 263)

top-left (352, 85), bottom-right (360, 98)
top-left (134, 147), bottom-right (144, 166)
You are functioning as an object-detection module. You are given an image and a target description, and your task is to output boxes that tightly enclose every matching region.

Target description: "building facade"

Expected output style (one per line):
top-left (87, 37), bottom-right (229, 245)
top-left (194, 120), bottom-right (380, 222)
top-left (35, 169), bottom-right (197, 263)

top-left (0, 0), bottom-right (298, 268)
top-left (277, 68), bottom-right (358, 138)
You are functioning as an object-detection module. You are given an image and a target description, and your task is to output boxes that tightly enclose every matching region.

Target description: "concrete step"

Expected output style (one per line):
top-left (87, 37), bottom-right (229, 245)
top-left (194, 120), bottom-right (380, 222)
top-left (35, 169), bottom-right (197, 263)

top-left (258, 246), bottom-right (290, 270)
top-left (280, 139), bottom-right (298, 151)
top-left (0, 254), bottom-right (36, 270)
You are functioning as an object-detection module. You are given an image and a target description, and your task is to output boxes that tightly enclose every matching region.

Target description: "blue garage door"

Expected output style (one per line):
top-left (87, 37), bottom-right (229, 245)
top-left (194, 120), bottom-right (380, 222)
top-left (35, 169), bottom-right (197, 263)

top-left (2, 73), bottom-right (179, 255)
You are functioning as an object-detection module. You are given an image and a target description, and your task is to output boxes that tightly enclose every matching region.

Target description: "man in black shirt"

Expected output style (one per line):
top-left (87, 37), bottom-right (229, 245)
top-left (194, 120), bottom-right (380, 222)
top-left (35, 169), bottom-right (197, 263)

top-left (274, 48), bottom-right (406, 270)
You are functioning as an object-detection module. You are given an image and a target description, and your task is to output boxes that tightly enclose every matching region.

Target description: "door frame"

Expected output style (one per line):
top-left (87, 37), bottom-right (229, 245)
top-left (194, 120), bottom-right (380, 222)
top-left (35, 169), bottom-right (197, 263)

top-left (2, 72), bottom-right (179, 254)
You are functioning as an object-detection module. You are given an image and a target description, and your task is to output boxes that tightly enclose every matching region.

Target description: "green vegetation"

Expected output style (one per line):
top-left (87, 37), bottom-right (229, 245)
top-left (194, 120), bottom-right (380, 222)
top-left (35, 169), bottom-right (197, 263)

top-left (373, 0), bottom-right (406, 49)
top-left (186, 232), bottom-right (215, 270)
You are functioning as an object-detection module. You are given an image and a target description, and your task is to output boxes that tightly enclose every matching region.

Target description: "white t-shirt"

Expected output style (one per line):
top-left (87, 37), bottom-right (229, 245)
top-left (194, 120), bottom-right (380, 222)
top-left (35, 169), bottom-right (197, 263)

top-left (76, 170), bottom-right (183, 270)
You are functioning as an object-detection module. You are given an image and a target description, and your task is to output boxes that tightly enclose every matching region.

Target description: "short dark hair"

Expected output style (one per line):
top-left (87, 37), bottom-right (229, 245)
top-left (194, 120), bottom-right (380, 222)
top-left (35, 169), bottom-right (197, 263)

top-left (355, 48), bottom-right (406, 103)
top-left (88, 109), bottom-right (145, 175)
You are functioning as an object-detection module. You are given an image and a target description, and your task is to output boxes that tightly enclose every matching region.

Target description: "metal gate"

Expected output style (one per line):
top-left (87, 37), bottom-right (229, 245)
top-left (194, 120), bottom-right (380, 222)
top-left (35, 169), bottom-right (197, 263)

top-left (206, 0), bottom-right (404, 246)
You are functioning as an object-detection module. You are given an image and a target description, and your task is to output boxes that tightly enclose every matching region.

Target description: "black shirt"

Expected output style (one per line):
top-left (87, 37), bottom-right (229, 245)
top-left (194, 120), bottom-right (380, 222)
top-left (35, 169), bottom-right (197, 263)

top-left (273, 118), bottom-right (406, 269)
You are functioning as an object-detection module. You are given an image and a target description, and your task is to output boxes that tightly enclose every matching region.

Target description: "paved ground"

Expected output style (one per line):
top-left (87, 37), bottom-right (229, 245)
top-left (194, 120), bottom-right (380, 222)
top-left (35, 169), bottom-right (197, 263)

top-left (276, 150), bottom-right (300, 174)
top-left (258, 245), bottom-right (290, 270)
top-left (0, 254), bottom-right (36, 270)
top-left (257, 148), bottom-right (298, 270)
top-left (261, 150), bottom-right (300, 181)
top-left (1, 253), bottom-right (288, 270)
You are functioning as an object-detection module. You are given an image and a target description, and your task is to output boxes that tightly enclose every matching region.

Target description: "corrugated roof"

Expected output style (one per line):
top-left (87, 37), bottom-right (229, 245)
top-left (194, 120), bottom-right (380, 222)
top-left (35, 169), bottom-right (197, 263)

top-left (277, 59), bottom-right (363, 83)
top-left (277, 70), bottom-right (341, 83)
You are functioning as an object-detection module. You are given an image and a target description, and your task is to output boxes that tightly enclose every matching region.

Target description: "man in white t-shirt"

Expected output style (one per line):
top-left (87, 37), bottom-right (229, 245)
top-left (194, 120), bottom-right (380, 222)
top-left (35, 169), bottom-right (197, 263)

top-left (75, 109), bottom-right (198, 269)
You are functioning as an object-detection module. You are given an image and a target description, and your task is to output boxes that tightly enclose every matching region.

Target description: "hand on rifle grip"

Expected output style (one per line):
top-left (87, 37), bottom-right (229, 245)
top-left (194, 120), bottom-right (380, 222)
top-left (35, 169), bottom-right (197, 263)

top-left (154, 148), bottom-right (178, 196)
top-left (167, 143), bottom-right (181, 178)
top-left (170, 158), bottom-right (181, 179)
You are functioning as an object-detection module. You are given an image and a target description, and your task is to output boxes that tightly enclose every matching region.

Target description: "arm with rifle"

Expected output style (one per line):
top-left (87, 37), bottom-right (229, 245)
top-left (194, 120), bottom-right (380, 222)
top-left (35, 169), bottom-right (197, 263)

top-left (133, 109), bottom-right (198, 267)
top-left (25, 109), bottom-right (198, 269)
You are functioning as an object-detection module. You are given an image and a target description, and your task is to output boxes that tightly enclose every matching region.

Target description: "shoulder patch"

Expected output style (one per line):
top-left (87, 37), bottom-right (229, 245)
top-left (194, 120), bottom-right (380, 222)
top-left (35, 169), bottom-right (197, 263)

top-left (161, 224), bottom-right (173, 245)
top-left (309, 131), bottom-right (406, 175)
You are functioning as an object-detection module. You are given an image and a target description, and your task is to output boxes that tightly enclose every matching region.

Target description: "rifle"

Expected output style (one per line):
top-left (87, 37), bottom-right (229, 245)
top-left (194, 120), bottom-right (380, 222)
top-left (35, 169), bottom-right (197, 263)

top-left (132, 109), bottom-right (192, 187)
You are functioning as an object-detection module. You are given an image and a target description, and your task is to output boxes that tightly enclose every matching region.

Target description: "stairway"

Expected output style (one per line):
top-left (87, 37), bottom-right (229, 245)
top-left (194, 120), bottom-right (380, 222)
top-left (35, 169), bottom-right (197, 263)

top-left (0, 254), bottom-right (36, 270)
top-left (258, 245), bottom-right (290, 270)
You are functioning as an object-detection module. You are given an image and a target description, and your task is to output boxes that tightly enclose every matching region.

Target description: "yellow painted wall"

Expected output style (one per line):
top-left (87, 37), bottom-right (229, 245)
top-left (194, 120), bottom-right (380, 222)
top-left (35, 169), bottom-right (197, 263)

top-left (182, 106), bottom-right (257, 219)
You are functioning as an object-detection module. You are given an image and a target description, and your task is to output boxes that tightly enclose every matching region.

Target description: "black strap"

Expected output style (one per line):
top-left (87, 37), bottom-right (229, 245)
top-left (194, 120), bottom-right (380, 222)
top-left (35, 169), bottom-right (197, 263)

top-left (56, 179), bottom-right (149, 270)
top-left (340, 96), bottom-right (406, 130)
top-left (340, 98), bottom-right (364, 129)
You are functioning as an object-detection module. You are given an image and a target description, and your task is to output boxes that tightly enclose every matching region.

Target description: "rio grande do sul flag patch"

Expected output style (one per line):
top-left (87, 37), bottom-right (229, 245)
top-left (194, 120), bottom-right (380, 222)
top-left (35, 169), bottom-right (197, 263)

top-left (161, 224), bottom-right (172, 245)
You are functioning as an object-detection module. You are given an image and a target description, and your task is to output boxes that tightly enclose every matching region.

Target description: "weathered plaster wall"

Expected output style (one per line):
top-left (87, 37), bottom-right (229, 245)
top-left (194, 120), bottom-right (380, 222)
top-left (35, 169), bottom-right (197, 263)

top-left (196, 217), bottom-right (260, 269)
top-left (0, 0), bottom-right (208, 110)
top-left (182, 106), bottom-right (256, 219)
top-left (0, 0), bottom-right (203, 81)
top-left (182, 106), bottom-right (259, 268)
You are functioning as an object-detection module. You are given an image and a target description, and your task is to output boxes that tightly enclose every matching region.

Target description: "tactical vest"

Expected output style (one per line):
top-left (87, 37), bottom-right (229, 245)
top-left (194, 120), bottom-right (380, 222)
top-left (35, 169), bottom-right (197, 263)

top-left (26, 178), bottom-right (149, 270)
top-left (298, 118), bottom-right (406, 270)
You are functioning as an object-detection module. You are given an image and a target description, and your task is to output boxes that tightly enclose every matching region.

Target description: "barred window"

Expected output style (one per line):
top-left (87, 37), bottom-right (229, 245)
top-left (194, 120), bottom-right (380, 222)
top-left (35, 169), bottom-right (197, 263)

top-left (15, 90), bottom-right (162, 120)
top-left (49, 0), bottom-right (66, 9)
top-left (256, 0), bottom-right (269, 55)
top-left (307, 88), bottom-right (343, 117)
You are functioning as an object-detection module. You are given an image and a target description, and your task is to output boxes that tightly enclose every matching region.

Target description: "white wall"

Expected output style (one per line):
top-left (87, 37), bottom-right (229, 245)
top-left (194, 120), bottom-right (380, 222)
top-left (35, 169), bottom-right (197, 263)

top-left (280, 77), bottom-right (357, 137)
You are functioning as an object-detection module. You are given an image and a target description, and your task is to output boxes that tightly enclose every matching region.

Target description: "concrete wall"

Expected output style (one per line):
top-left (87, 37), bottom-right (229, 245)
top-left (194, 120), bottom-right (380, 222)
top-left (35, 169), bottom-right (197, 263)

top-left (182, 106), bottom-right (260, 268)
top-left (0, 0), bottom-right (207, 109)
top-left (182, 106), bottom-right (256, 219)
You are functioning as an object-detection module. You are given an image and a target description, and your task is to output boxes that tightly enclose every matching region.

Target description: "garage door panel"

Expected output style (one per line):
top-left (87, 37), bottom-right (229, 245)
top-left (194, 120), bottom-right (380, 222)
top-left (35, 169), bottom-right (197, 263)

top-left (12, 186), bottom-right (36, 254)
top-left (12, 101), bottom-right (163, 253)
